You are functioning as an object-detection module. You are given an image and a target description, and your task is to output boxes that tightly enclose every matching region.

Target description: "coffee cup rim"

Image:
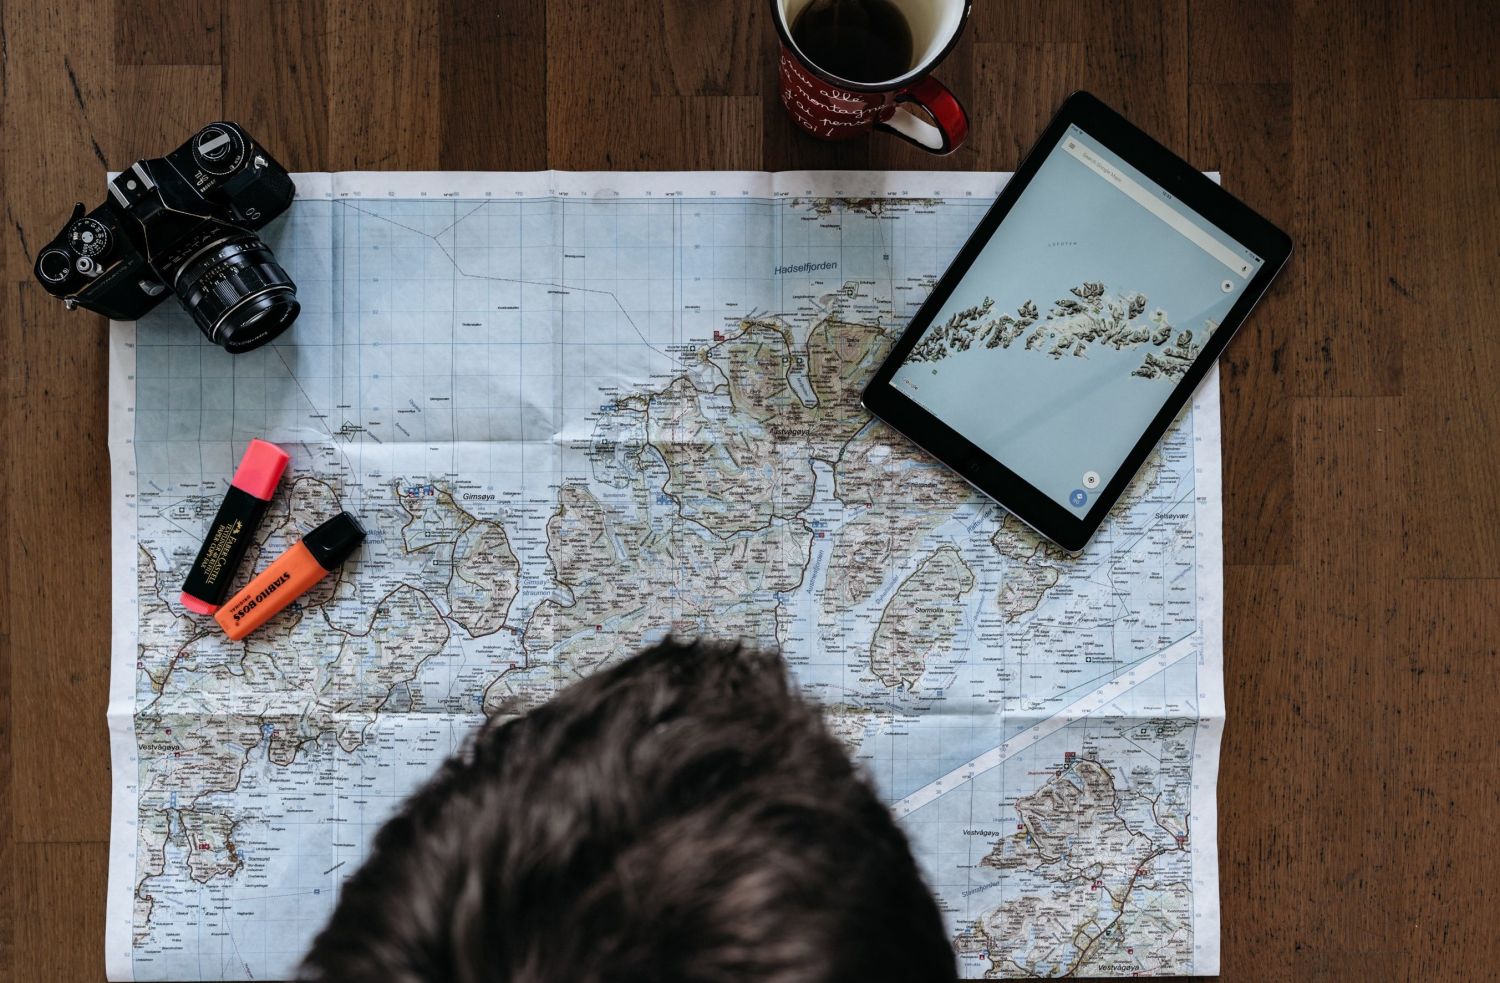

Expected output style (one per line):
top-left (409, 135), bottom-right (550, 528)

top-left (769, 0), bottom-right (974, 93)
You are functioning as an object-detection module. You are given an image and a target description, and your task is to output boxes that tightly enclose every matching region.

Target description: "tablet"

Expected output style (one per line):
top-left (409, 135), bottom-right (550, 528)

top-left (862, 91), bottom-right (1291, 552)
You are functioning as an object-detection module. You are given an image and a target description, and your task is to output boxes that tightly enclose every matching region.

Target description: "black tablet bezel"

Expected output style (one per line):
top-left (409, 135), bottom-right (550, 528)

top-left (861, 90), bottom-right (1292, 552)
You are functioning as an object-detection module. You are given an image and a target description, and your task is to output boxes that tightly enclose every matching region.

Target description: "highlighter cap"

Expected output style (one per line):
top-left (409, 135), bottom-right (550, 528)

top-left (179, 592), bottom-right (220, 615)
top-left (304, 511), bottom-right (366, 570)
top-left (231, 439), bottom-right (291, 501)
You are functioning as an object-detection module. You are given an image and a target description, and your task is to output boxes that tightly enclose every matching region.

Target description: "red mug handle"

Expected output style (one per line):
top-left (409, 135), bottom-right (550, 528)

top-left (875, 76), bottom-right (969, 155)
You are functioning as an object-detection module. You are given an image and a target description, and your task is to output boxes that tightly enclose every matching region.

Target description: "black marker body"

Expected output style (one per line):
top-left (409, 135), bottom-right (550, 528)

top-left (179, 438), bottom-right (290, 615)
top-left (181, 487), bottom-right (270, 611)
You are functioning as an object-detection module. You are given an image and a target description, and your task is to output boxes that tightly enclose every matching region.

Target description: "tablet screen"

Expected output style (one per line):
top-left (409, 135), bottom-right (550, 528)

top-left (889, 124), bottom-right (1266, 515)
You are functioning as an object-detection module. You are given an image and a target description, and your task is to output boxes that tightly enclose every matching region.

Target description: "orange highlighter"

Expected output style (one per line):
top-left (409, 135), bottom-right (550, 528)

top-left (214, 512), bottom-right (365, 641)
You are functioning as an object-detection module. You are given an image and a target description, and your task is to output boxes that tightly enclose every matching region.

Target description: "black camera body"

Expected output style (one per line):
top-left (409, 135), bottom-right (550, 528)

top-left (34, 122), bottom-right (300, 353)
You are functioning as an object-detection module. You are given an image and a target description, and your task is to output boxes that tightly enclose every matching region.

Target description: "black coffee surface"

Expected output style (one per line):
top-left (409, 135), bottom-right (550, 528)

top-left (791, 0), bottom-right (915, 84)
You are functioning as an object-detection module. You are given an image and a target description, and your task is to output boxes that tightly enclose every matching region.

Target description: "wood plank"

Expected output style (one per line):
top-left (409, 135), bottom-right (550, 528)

top-left (5, 281), bottom-right (114, 843)
top-left (223, 0), bottom-right (329, 171)
top-left (966, 42), bottom-right (1087, 171)
top-left (1289, 0), bottom-right (1404, 396)
top-left (325, 0), bottom-right (442, 169)
top-left (1217, 564), bottom-right (1299, 977)
top-left (1401, 99), bottom-right (1500, 578)
top-left (0, 195), bottom-right (13, 983)
top-left (13, 843), bottom-right (110, 982)
top-left (2, 0), bottom-right (119, 283)
top-left (969, 2), bottom-right (1189, 161)
top-left (545, 91), bottom-right (769, 172)
top-left (1, 3), bottom-right (115, 976)
top-left (1401, 0), bottom-right (1500, 99)
top-left (678, 96), bottom-right (764, 171)
top-left (1188, 0), bottom-right (1291, 85)
top-left (1286, 395), bottom-right (1410, 971)
top-left (113, 66), bottom-right (223, 160)
top-left (114, 0), bottom-right (222, 66)
top-left (1191, 83), bottom-right (1295, 565)
top-left (1395, 578), bottom-right (1500, 973)
top-left (658, 0), bottom-right (763, 97)
top-left (2, 0), bottom-right (117, 850)
top-left (1295, 396), bottom-right (1409, 581)
top-left (547, 0), bottom-right (768, 169)
top-left (969, 0), bottom-right (1116, 45)
top-left (438, 0), bottom-right (548, 170)
top-left (1104, 0), bottom-right (1190, 153)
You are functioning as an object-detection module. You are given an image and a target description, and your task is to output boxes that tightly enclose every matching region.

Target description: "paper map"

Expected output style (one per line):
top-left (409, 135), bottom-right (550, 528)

top-left (107, 172), bottom-right (1224, 979)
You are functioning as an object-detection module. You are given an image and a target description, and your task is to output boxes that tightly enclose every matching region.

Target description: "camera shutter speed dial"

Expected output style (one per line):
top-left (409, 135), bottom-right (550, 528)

top-left (192, 124), bottom-right (247, 175)
top-left (68, 217), bottom-right (111, 257)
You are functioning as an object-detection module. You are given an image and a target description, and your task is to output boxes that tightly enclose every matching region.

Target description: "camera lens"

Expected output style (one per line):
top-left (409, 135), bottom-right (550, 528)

top-left (174, 236), bottom-right (299, 353)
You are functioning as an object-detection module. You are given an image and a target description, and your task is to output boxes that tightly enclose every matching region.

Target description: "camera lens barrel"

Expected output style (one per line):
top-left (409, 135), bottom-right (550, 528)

top-left (175, 236), bottom-right (300, 353)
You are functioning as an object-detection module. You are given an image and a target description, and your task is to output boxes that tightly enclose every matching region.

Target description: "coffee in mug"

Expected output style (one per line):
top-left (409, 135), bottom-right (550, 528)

top-left (790, 0), bottom-right (915, 85)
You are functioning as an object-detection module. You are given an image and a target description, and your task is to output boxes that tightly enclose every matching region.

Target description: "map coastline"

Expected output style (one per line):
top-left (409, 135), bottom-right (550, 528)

top-left (106, 171), bottom-right (1224, 980)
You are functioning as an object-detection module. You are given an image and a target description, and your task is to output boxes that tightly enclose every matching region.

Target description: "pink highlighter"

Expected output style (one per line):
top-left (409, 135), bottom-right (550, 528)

top-left (179, 439), bottom-right (290, 615)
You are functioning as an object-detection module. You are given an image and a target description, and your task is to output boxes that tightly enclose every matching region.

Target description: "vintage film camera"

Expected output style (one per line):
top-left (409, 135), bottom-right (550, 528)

top-left (34, 122), bottom-right (300, 353)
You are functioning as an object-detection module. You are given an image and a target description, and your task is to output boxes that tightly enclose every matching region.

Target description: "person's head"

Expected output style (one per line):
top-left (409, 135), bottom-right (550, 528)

top-left (301, 638), bottom-right (956, 983)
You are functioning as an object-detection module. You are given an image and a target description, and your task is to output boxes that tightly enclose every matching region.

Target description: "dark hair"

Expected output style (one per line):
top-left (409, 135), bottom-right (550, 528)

top-left (300, 638), bottom-right (956, 983)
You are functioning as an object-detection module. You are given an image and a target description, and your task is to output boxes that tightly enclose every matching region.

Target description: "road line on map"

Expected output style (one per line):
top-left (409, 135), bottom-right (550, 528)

top-left (890, 634), bottom-right (1198, 819)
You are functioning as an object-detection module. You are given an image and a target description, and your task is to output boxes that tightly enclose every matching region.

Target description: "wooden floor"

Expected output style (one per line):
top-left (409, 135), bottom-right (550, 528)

top-left (2, 1), bottom-right (1497, 980)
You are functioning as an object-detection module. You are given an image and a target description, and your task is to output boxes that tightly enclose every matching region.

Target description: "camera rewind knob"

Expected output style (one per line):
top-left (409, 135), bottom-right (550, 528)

top-left (68, 217), bottom-right (111, 257)
top-left (193, 124), bottom-right (248, 176)
top-left (37, 248), bottom-right (74, 284)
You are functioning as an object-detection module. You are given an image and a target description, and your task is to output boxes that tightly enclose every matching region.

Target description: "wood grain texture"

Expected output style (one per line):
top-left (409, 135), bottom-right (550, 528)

top-left (1401, 0), bottom-right (1500, 98)
top-left (1289, 0), bottom-right (1406, 397)
top-left (1401, 99), bottom-right (1500, 578)
top-left (1190, 83), bottom-right (1295, 564)
top-left (114, 0), bottom-right (222, 67)
top-left (1395, 579), bottom-right (1500, 968)
top-left (438, 0), bottom-right (548, 169)
top-left (327, 0), bottom-right (442, 169)
top-left (2, 1), bottom-right (1496, 979)
top-left (14, 844), bottom-right (110, 981)
top-left (224, 0), bottom-right (330, 171)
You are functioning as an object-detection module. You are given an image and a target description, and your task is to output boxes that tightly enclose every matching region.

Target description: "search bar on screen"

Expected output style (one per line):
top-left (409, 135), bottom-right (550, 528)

top-left (1062, 137), bottom-right (1253, 278)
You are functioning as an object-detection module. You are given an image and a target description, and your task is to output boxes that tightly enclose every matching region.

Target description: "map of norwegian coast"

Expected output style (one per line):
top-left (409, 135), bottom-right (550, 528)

top-left (905, 282), bottom-right (1212, 382)
top-left (107, 172), bottom-right (1224, 980)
